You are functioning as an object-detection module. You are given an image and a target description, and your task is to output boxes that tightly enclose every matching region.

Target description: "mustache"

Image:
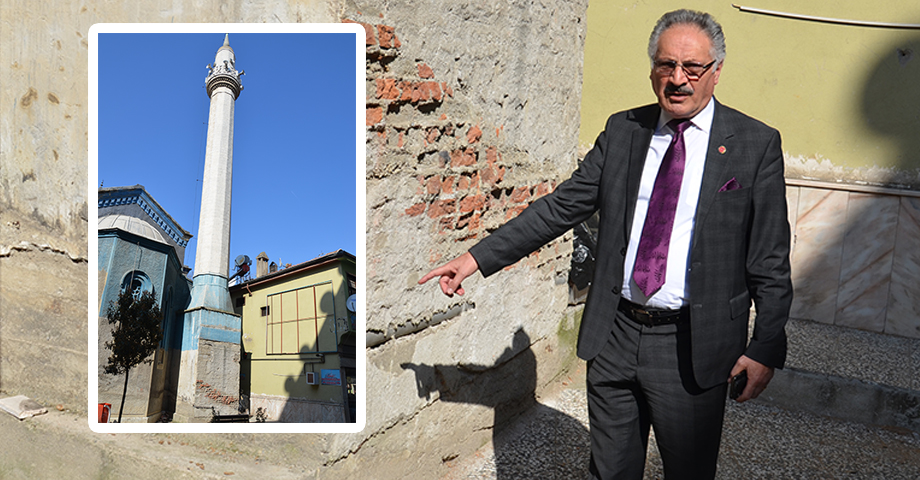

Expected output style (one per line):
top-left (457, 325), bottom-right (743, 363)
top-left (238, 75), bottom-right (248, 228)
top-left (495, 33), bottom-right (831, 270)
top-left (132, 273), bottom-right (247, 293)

top-left (665, 84), bottom-right (694, 95)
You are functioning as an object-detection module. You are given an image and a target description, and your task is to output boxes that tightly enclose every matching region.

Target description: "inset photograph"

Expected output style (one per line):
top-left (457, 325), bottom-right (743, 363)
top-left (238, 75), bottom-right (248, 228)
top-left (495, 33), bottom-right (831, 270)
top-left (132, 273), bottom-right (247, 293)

top-left (90, 24), bottom-right (364, 432)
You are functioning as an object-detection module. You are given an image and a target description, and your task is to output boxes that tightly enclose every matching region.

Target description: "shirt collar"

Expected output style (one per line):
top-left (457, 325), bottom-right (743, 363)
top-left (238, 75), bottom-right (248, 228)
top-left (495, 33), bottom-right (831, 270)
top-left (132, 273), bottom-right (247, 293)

top-left (656, 96), bottom-right (716, 135)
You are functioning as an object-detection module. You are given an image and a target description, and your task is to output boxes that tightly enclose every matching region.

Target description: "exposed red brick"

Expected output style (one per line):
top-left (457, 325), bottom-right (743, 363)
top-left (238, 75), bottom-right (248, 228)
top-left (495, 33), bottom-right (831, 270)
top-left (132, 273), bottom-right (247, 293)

top-left (398, 80), bottom-right (414, 102)
top-left (459, 194), bottom-right (486, 213)
top-left (426, 81), bottom-right (442, 101)
top-left (439, 217), bottom-right (455, 231)
top-left (450, 148), bottom-right (477, 167)
top-left (534, 181), bottom-right (551, 197)
top-left (455, 172), bottom-right (481, 189)
top-left (506, 205), bottom-right (528, 220)
top-left (427, 199), bottom-right (456, 218)
top-left (413, 82), bottom-right (429, 103)
top-left (426, 176), bottom-right (441, 194)
top-left (440, 114), bottom-right (448, 121)
top-left (510, 186), bottom-right (531, 203)
top-left (426, 127), bottom-right (440, 144)
top-left (467, 125), bottom-right (482, 144)
top-left (366, 107), bottom-right (383, 126)
top-left (405, 203), bottom-right (426, 216)
top-left (456, 214), bottom-right (472, 230)
top-left (469, 212), bottom-right (482, 230)
top-left (418, 63), bottom-right (434, 79)
top-left (442, 176), bottom-right (456, 194)
top-left (481, 164), bottom-right (505, 186)
top-left (486, 146), bottom-right (498, 164)
top-left (376, 78), bottom-right (400, 100)
top-left (377, 25), bottom-right (401, 49)
top-left (481, 166), bottom-right (496, 186)
top-left (443, 124), bottom-right (455, 136)
top-left (397, 131), bottom-right (404, 148)
top-left (441, 82), bottom-right (454, 97)
top-left (343, 19), bottom-right (375, 45)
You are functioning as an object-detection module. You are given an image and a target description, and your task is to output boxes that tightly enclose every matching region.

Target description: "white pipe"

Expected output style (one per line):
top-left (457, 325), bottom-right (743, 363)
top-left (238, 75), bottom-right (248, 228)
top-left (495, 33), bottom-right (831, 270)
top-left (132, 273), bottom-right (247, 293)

top-left (732, 4), bottom-right (920, 29)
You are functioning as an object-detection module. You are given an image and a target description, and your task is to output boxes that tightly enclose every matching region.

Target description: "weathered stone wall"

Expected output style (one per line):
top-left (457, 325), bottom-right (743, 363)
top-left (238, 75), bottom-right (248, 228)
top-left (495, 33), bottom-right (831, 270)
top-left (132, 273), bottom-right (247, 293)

top-left (0, 0), bottom-right (93, 408)
top-left (1, 1), bottom-right (588, 477)
top-left (353, 1), bottom-right (588, 475)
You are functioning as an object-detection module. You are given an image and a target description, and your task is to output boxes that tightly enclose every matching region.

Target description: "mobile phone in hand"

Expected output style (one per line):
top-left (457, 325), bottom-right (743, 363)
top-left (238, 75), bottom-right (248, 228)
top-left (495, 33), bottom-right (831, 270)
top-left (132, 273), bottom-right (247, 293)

top-left (729, 371), bottom-right (748, 400)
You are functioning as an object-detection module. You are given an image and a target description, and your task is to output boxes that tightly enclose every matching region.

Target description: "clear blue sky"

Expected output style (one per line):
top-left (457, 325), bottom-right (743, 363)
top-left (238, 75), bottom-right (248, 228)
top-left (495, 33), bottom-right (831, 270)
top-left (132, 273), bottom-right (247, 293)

top-left (97, 31), bottom-right (358, 276)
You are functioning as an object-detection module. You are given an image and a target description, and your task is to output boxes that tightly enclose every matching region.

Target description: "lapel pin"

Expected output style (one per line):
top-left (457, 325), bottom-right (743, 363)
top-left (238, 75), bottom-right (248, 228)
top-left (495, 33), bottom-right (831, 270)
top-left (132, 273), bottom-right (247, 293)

top-left (718, 146), bottom-right (727, 154)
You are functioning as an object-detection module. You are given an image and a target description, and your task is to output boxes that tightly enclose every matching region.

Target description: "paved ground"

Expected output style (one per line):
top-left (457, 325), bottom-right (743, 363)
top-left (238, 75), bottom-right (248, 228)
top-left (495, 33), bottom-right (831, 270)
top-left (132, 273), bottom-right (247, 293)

top-left (443, 362), bottom-right (920, 480)
top-left (3, 366), bottom-right (919, 479)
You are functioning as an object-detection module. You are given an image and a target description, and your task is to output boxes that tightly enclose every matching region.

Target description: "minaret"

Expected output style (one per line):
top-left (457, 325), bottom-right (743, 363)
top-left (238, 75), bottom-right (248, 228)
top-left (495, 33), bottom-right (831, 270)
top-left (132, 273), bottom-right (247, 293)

top-left (176, 34), bottom-right (245, 421)
top-left (192, 33), bottom-right (243, 310)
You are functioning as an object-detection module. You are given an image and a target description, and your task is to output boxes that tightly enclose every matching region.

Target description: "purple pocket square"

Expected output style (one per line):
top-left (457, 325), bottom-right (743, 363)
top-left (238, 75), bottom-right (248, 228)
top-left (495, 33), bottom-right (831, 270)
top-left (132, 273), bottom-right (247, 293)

top-left (718, 178), bottom-right (742, 192)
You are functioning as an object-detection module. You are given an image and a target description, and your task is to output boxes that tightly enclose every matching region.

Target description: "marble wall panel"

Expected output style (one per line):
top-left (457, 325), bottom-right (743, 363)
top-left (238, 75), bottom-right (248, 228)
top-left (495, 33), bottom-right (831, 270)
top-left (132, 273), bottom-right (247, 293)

top-left (834, 193), bottom-right (899, 332)
top-left (886, 196), bottom-right (920, 339)
top-left (786, 186), bottom-right (800, 260)
top-left (789, 188), bottom-right (848, 323)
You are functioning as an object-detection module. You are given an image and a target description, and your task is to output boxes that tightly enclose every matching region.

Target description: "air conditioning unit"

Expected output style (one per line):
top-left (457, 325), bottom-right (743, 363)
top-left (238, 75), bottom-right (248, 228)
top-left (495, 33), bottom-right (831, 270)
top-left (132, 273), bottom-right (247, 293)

top-left (305, 371), bottom-right (319, 385)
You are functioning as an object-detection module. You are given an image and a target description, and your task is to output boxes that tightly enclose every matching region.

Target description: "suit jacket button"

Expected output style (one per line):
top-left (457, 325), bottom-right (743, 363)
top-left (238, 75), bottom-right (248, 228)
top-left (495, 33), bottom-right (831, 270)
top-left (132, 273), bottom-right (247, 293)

top-left (620, 248), bottom-right (627, 256)
top-left (612, 286), bottom-right (621, 294)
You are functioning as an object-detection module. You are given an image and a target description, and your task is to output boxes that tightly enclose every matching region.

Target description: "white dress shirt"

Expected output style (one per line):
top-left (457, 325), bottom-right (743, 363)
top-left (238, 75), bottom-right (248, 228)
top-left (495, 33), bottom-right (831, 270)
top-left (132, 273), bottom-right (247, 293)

top-left (622, 98), bottom-right (715, 309)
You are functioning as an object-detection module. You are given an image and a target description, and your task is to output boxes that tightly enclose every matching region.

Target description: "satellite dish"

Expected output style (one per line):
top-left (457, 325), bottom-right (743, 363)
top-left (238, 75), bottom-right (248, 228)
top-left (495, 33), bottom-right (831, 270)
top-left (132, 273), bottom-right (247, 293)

top-left (230, 254), bottom-right (251, 281)
top-left (346, 294), bottom-right (356, 312)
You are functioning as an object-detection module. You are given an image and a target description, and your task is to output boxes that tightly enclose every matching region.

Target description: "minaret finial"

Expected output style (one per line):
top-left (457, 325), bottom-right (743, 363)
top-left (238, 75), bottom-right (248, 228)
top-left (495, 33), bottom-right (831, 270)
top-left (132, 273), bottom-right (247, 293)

top-left (207, 33), bottom-right (242, 99)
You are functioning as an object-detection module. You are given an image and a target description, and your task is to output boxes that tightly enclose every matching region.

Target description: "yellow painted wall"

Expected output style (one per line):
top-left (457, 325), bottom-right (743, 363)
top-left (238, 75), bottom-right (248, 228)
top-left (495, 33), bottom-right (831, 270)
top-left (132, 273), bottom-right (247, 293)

top-left (232, 260), bottom-right (353, 401)
top-left (581, 2), bottom-right (920, 184)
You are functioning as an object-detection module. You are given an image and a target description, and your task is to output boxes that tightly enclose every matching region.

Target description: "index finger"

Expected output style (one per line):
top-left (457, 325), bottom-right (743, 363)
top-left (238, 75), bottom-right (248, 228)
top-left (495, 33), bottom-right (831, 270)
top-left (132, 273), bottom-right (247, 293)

top-left (418, 266), bottom-right (447, 285)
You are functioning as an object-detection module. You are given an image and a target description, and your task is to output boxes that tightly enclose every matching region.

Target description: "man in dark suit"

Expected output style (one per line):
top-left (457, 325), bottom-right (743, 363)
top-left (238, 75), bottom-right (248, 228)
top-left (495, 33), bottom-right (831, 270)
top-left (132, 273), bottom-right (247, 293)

top-left (419, 9), bottom-right (792, 479)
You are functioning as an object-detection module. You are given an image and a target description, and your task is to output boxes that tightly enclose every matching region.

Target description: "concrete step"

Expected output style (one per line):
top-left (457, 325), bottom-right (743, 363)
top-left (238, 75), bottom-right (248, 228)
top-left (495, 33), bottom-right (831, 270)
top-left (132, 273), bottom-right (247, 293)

top-left (758, 318), bottom-right (920, 433)
top-left (442, 362), bottom-right (920, 479)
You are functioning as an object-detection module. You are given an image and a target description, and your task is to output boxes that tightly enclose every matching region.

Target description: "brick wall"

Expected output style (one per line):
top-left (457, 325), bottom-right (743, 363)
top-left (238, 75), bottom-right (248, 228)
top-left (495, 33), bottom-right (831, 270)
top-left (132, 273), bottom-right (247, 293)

top-left (352, 3), bottom-right (589, 476)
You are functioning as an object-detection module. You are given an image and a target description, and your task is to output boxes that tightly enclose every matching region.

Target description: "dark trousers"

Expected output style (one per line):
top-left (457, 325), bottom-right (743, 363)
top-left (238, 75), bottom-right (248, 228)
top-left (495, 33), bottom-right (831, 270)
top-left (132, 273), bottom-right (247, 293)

top-left (587, 309), bottom-right (728, 480)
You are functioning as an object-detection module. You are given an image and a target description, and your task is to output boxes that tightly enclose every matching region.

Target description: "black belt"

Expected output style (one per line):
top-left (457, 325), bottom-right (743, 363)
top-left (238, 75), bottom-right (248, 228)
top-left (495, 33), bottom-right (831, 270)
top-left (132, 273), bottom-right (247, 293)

top-left (617, 298), bottom-right (688, 327)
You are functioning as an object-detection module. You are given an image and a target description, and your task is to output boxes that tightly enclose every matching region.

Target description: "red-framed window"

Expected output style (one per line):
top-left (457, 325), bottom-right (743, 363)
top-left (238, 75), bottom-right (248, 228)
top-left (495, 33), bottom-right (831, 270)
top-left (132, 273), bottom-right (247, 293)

top-left (265, 281), bottom-right (335, 355)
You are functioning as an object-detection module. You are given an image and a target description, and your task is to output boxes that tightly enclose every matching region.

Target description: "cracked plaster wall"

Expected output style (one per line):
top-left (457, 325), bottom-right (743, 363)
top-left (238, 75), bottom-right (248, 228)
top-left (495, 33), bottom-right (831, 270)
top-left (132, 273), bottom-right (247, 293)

top-left (1, 1), bottom-right (588, 477)
top-left (359, 1), bottom-right (588, 476)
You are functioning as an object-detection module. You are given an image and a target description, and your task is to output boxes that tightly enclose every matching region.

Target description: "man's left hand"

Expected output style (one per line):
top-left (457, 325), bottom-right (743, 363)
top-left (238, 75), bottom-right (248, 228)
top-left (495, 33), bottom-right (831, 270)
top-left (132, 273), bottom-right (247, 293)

top-left (728, 355), bottom-right (774, 403)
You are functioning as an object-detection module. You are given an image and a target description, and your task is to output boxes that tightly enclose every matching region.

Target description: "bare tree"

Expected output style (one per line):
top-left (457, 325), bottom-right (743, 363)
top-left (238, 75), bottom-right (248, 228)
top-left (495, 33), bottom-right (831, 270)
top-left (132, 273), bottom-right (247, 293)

top-left (103, 289), bottom-right (163, 423)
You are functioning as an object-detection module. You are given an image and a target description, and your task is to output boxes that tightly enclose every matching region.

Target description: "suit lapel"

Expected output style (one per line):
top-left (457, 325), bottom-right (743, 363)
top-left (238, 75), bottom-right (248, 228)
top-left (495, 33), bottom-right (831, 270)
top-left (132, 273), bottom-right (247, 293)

top-left (692, 100), bottom-right (735, 248)
top-left (624, 107), bottom-right (658, 241)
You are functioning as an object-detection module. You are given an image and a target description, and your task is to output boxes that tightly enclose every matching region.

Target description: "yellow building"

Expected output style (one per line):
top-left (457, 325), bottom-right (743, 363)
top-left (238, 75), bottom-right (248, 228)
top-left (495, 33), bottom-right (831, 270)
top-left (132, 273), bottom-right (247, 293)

top-left (579, 3), bottom-right (920, 339)
top-left (581, 2), bottom-right (920, 181)
top-left (229, 250), bottom-right (357, 422)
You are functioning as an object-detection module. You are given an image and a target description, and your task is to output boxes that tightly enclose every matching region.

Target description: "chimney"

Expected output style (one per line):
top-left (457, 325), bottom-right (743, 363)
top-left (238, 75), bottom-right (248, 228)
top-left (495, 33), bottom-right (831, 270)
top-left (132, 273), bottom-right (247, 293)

top-left (256, 251), bottom-right (269, 278)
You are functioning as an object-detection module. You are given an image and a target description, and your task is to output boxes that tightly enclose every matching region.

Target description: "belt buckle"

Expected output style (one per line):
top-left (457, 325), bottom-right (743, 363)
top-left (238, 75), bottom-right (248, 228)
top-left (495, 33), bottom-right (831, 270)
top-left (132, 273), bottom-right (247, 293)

top-left (633, 307), bottom-right (654, 326)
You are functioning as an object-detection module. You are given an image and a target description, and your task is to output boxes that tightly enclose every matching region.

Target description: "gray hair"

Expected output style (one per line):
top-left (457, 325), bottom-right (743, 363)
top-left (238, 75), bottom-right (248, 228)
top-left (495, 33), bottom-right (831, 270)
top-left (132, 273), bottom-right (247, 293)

top-left (648, 9), bottom-right (726, 66)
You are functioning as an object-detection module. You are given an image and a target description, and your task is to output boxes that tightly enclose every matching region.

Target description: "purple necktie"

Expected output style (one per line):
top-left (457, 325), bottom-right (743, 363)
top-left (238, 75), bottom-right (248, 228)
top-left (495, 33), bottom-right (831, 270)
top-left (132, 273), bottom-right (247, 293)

top-left (633, 119), bottom-right (690, 297)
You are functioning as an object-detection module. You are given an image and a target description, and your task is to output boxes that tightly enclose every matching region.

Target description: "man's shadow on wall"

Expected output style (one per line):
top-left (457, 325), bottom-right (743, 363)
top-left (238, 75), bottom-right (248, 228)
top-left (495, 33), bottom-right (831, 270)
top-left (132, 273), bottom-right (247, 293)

top-left (402, 328), bottom-right (589, 479)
